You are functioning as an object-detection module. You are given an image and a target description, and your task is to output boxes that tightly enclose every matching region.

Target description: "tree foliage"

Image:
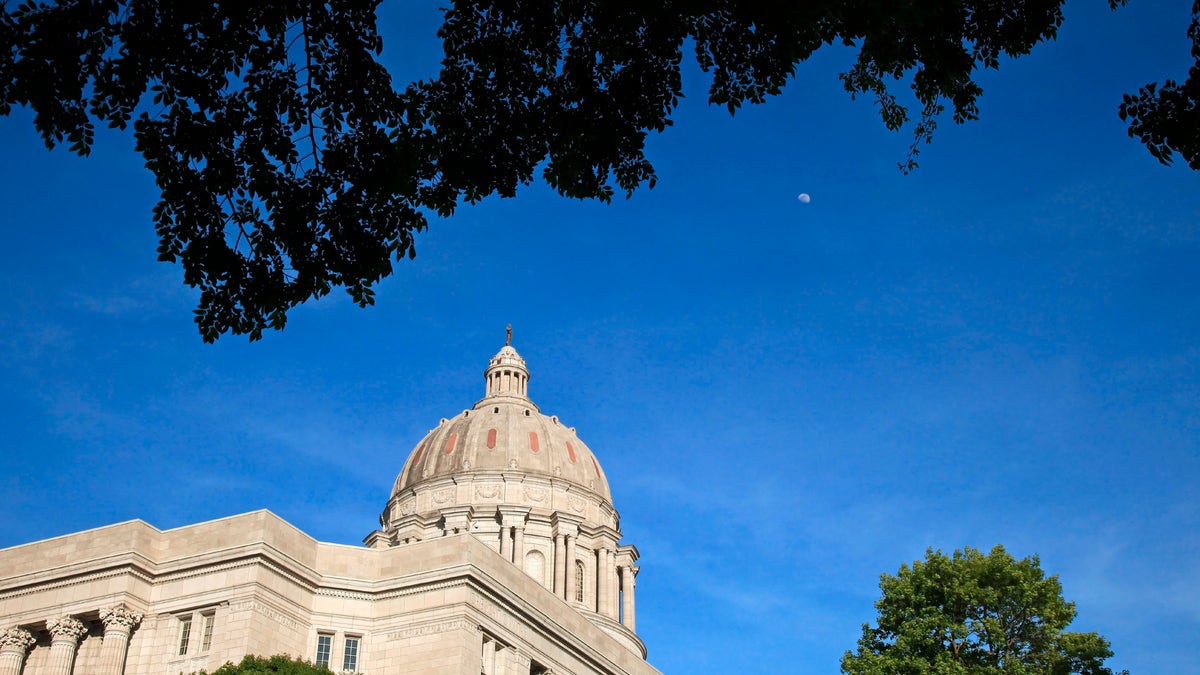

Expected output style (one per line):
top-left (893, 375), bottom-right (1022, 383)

top-left (1, 1), bottom-right (1196, 340)
top-left (1119, 1), bottom-right (1200, 170)
top-left (841, 545), bottom-right (1126, 675)
top-left (203, 655), bottom-right (331, 675)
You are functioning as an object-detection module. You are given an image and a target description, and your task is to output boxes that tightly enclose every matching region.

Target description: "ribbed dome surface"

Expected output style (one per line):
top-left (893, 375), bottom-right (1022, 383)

top-left (390, 343), bottom-right (613, 505)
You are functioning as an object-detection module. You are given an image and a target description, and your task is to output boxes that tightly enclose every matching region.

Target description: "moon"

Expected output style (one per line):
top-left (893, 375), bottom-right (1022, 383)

top-left (797, 193), bottom-right (811, 204)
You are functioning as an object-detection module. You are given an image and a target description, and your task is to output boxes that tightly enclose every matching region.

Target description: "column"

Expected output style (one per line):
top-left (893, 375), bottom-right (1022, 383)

top-left (513, 525), bottom-right (524, 564)
top-left (46, 616), bottom-right (87, 675)
top-left (604, 549), bottom-right (614, 619)
top-left (0, 627), bottom-right (36, 675)
top-left (499, 526), bottom-right (511, 560)
top-left (98, 606), bottom-right (142, 675)
top-left (552, 534), bottom-right (565, 595)
top-left (494, 644), bottom-right (508, 675)
top-left (600, 550), bottom-right (609, 618)
top-left (563, 535), bottom-right (577, 604)
top-left (596, 549), bottom-right (608, 614)
top-left (620, 566), bottom-right (636, 630)
top-left (481, 636), bottom-right (496, 675)
top-left (608, 550), bottom-right (619, 620)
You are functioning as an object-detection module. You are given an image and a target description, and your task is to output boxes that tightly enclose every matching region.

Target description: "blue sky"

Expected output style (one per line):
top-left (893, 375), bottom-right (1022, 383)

top-left (1, 1), bottom-right (1198, 672)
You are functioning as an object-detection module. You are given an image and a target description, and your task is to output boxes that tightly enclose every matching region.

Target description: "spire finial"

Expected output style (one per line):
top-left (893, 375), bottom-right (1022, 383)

top-left (505, 324), bottom-right (512, 346)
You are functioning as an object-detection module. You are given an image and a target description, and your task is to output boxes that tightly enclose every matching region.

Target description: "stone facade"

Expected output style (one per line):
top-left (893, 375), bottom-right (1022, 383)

top-left (0, 342), bottom-right (660, 675)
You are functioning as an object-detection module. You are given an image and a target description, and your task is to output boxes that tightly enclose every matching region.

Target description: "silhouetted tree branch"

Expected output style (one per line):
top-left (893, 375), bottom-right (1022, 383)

top-left (1, 1), bottom-right (1194, 341)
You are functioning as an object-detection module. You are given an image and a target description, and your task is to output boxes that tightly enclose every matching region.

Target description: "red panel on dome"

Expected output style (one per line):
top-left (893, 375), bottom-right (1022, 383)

top-left (529, 432), bottom-right (540, 453)
top-left (444, 432), bottom-right (458, 454)
top-left (487, 428), bottom-right (497, 449)
top-left (411, 440), bottom-right (426, 468)
top-left (566, 442), bottom-right (577, 463)
top-left (590, 455), bottom-right (601, 477)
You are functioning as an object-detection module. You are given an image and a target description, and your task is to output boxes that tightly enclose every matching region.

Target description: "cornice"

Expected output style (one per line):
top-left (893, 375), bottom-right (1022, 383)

top-left (0, 560), bottom-right (154, 602)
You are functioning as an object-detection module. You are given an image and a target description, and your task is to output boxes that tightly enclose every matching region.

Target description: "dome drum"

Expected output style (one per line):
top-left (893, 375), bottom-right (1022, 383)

top-left (383, 474), bottom-right (617, 536)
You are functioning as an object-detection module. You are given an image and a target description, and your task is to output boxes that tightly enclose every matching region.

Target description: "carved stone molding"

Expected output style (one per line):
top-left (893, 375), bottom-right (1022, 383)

top-left (314, 588), bottom-right (372, 601)
top-left (46, 616), bottom-right (86, 643)
top-left (475, 483), bottom-right (500, 500)
top-left (0, 565), bottom-right (153, 602)
top-left (385, 619), bottom-right (472, 640)
top-left (0, 627), bottom-right (35, 653)
top-left (432, 487), bottom-right (455, 505)
top-left (99, 606), bottom-right (143, 633)
top-left (226, 600), bottom-right (304, 635)
top-left (523, 486), bottom-right (547, 503)
top-left (568, 496), bottom-right (585, 513)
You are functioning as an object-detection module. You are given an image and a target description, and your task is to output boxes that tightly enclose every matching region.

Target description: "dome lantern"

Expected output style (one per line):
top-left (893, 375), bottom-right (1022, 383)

top-left (483, 328), bottom-right (530, 400)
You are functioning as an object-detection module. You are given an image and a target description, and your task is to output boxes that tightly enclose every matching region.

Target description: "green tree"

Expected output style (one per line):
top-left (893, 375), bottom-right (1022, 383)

top-left (1, 1), bottom-right (1196, 341)
top-left (841, 546), bottom-right (1126, 675)
top-left (202, 654), bottom-right (332, 675)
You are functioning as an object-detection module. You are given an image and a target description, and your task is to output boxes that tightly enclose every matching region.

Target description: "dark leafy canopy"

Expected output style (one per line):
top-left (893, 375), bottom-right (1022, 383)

top-left (203, 655), bottom-right (330, 675)
top-left (0, 1), bottom-right (1194, 341)
top-left (1, 0), bottom-right (420, 341)
top-left (1119, 1), bottom-right (1200, 169)
top-left (841, 545), bottom-right (1127, 675)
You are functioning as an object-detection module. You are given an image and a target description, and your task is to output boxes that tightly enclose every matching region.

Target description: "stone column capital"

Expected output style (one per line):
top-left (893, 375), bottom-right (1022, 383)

top-left (0, 627), bottom-right (35, 654)
top-left (498, 506), bottom-right (531, 527)
top-left (551, 512), bottom-right (582, 536)
top-left (46, 617), bottom-right (86, 644)
top-left (99, 606), bottom-right (142, 633)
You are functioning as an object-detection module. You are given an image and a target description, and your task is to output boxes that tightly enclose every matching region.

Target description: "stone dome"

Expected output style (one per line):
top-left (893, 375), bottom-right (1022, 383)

top-left (367, 337), bottom-right (643, 657)
top-left (389, 344), bottom-right (613, 505)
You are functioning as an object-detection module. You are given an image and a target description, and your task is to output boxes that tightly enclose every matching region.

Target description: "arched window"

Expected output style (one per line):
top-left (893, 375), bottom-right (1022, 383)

top-left (574, 561), bottom-right (585, 603)
top-left (525, 550), bottom-right (545, 587)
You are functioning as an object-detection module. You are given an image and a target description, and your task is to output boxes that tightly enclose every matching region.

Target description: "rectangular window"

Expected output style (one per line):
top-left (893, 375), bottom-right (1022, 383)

top-left (177, 616), bottom-right (192, 656)
top-left (342, 636), bottom-right (360, 672)
top-left (315, 634), bottom-right (332, 668)
top-left (200, 613), bottom-right (215, 652)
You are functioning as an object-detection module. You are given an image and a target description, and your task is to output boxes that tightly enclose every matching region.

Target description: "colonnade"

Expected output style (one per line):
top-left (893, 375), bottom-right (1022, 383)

top-left (0, 605), bottom-right (141, 675)
top-left (498, 514), bottom-right (637, 630)
top-left (590, 547), bottom-right (636, 629)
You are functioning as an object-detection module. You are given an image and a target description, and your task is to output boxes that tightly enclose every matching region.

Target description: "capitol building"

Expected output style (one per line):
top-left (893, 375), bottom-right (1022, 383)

top-left (0, 340), bottom-right (660, 675)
